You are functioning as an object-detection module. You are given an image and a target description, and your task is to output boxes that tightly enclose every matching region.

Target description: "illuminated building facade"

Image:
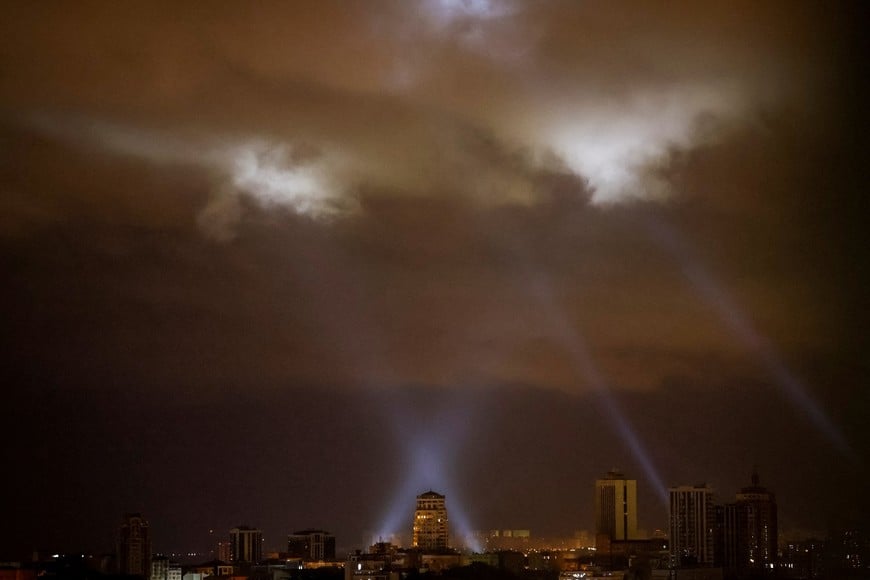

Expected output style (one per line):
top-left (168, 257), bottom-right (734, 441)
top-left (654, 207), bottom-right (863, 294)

top-left (669, 484), bottom-right (716, 567)
top-left (119, 513), bottom-right (151, 577)
top-left (412, 490), bottom-right (449, 550)
top-left (287, 529), bottom-right (336, 561)
top-left (229, 526), bottom-right (262, 564)
top-left (167, 562), bottom-right (181, 580)
top-left (150, 558), bottom-right (181, 580)
top-left (150, 556), bottom-right (168, 580)
top-left (595, 470), bottom-right (638, 545)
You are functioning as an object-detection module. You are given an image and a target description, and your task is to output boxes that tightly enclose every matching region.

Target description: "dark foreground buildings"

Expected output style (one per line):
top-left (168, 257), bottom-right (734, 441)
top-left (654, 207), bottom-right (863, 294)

top-left (669, 471), bottom-right (779, 579)
top-left (229, 526), bottom-right (262, 564)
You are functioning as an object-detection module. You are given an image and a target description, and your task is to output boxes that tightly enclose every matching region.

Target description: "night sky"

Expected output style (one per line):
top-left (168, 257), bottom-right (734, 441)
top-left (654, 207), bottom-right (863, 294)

top-left (1, 1), bottom-right (867, 560)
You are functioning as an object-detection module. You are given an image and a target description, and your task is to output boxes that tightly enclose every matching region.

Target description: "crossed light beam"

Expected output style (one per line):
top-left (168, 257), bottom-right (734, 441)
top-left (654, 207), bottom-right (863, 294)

top-left (512, 207), bottom-right (858, 509)
top-left (641, 213), bottom-right (856, 461)
top-left (375, 393), bottom-right (482, 551)
top-left (366, 208), bottom-right (856, 551)
top-left (281, 226), bottom-right (483, 551)
top-left (289, 184), bottom-right (854, 547)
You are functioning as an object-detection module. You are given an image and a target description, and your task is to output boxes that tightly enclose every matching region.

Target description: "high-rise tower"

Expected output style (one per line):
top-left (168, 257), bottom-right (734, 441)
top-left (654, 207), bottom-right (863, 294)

top-left (669, 484), bottom-right (716, 567)
top-left (118, 513), bottom-right (151, 577)
top-left (229, 526), bottom-right (262, 564)
top-left (412, 490), bottom-right (449, 551)
top-left (735, 469), bottom-right (778, 574)
top-left (595, 470), bottom-right (638, 545)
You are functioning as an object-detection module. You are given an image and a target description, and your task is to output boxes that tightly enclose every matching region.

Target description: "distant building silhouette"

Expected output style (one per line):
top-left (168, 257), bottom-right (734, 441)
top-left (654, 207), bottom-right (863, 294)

top-left (118, 513), bottom-right (151, 577)
top-left (735, 469), bottom-right (777, 574)
top-left (669, 484), bottom-right (716, 567)
top-left (412, 490), bottom-right (449, 550)
top-left (595, 470), bottom-right (638, 547)
top-left (287, 529), bottom-right (336, 561)
top-left (485, 529), bottom-right (531, 551)
top-left (715, 501), bottom-right (739, 571)
top-left (229, 526), bottom-right (262, 564)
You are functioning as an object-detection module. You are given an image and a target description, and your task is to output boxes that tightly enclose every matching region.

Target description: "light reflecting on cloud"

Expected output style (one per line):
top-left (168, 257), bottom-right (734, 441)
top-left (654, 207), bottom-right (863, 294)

top-left (27, 70), bottom-right (752, 229)
top-left (226, 140), bottom-right (348, 219)
top-left (545, 84), bottom-right (746, 204)
top-left (427, 0), bottom-right (517, 23)
top-left (29, 114), bottom-right (355, 230)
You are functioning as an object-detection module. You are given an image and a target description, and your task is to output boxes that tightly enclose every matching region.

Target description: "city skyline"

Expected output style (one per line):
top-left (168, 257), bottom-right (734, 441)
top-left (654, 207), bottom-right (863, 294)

top-left (1, 0), bottom-right (867, 564)
top-left (5, 480), bottom-right (866, 578)
top-left (4, 472), bottom-right (811, 560)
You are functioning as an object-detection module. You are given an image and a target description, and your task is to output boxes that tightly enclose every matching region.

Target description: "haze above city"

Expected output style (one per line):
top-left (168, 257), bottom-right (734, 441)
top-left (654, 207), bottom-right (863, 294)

top-left (1, 0), bottom-right (866, 561)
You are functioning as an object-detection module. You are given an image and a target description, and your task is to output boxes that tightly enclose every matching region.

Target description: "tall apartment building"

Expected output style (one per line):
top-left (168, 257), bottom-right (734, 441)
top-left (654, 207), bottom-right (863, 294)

top-left (669, 484), bottom-right (716, 567)
top-left (595, 470), bottom-right (638, 544)
top-left (119, 513), bottom-right (151, 577)
top-left (715, 502), bottom-right (739, 570)
top-left (735, 470), bottom-right (778, 574)
top-left (714, 470), bottom-right (779, 576)
top-left (229, 526), bottom-right (262, 564)
top-left (412, 490), bottom-right (449, 551)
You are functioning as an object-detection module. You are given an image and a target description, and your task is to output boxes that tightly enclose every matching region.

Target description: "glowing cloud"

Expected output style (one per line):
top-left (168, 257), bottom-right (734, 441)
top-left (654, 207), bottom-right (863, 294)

top-left (27, 115), bottom-right (353, 235)
top-left (225, 140), bottom-right (348, 218)
top-left (425, 0), bottom-right (517, 24)
top-left (543, 83), bottom-right (747, 204)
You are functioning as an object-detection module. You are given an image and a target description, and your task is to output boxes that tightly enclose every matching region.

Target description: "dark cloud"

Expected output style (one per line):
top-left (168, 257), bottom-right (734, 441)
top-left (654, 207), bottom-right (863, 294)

top-left (1, 0), bottom-right (843, 216)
